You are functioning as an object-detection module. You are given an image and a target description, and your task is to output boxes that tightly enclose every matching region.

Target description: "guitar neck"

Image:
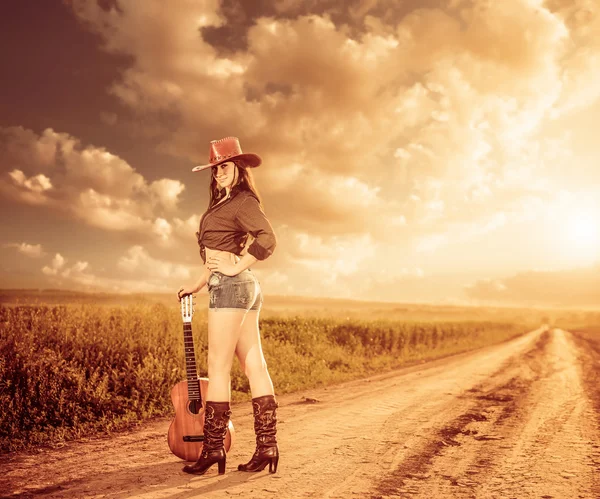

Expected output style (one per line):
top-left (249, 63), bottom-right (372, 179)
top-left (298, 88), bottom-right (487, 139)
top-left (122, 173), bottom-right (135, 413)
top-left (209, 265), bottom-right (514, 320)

top-left (183, 322), bottom-right (202, 403)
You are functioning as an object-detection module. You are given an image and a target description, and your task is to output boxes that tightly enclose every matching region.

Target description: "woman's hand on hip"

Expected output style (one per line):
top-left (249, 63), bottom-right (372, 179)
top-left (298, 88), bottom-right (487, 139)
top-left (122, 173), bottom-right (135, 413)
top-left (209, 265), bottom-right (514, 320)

top-left (207, 255), bottom-right (239, 276)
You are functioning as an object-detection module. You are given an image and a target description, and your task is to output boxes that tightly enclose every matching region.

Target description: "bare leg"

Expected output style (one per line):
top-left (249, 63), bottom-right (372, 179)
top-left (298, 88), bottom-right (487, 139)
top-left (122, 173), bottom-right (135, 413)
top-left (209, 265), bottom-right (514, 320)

top-left (235, 310), bottom-right (275, 398)
top-left (236, 308), bottom-right (279, 473)
top-left (206, 308), bottom-right (248, 402)
top-left (182, 308), bottom-right (245, 475)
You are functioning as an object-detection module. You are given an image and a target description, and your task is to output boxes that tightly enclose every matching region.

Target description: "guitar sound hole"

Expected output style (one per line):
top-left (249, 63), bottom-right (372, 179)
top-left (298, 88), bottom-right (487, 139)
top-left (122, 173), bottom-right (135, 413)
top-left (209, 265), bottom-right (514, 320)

top-left (188, 400), bottom-right (202, 415)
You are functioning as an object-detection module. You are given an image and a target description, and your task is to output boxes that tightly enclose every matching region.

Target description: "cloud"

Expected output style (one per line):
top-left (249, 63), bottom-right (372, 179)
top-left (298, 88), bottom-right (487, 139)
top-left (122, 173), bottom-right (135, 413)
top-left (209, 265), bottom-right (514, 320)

top-left (172, 213), bottom-right (201, 240)
top-left (549, 0), bottom-right (600, 116)
top-left (61, 260), bottom-right (89, 278)
top-left (39, 246), bottom-right (197, 293)
top-left (117, 245), bottom-right (191, 280)
top-left (8, 170), bottom-right (52, 193)
top-left (264, 168), bottom-right (405, 236)
top-left (413, 210), bottom-right (508, 254)
top-left (288, 230), bottom-right (377, 276)
top-left (65, 1), bottom-right (598, 235)
top-left (6, 170), bottom-right (53, 205)
top-left (0, 126), bottom-right (186, 243)
top-left (151, 218), bottom-right (173, 242)
top-left (150, 179), bottom-right (186, 211)
top-left (465, 263), bottom-right (600, 307)
top-left (4, 242), bottom-right (45, 258)
top-left (42, 253), bottom-right (67, 276)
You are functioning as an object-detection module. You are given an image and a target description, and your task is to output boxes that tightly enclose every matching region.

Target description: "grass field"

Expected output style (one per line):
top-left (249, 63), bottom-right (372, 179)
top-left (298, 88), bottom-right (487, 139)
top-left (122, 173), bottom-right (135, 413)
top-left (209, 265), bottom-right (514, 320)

top-left (1, 289), bottom-right (598, 454)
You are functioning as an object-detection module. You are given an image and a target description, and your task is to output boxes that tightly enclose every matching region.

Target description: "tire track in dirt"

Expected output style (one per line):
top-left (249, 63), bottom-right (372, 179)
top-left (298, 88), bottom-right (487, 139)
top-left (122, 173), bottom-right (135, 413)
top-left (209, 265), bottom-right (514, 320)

top-left (370, 330), bottom-right (550, 497)
top-left (322, 328), bottom-right (547, 499)
top-left (569, 328), bottom-right (600, 497)
top-left (311, 328), bottom-right (547, 499)
top-left (570, 328), bottom-right (600, 422)
top-left (371, 328), bottom-right (600, 499)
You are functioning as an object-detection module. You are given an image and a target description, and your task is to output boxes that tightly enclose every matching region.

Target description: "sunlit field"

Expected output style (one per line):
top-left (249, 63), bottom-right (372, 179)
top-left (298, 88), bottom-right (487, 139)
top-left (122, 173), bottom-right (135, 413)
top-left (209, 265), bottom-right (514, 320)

top-left (2, 290), bottom-right (598, 453)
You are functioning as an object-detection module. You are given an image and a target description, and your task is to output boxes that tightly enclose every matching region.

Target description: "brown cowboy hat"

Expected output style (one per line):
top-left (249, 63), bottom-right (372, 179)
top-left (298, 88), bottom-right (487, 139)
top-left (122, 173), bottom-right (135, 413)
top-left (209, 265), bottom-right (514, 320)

top-left (192, 136), bottom-right (261, 172)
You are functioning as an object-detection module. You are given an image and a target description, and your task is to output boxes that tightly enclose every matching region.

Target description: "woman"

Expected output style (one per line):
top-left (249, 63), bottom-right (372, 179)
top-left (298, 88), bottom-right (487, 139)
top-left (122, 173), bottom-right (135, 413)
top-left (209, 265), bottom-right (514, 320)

top-left (177, 136), bottom-right (279, 476)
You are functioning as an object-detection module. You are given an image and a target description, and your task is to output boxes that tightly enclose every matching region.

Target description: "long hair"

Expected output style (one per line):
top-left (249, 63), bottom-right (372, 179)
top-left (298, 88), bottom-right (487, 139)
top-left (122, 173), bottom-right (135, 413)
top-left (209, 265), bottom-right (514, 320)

top-left (207, 160), bottom-right (263, 210)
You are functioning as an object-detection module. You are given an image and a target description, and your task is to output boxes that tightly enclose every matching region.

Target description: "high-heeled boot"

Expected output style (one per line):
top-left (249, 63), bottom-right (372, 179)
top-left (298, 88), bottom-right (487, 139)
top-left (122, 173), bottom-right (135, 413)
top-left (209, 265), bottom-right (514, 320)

top-left (238, 394), bottom-right (279, 473)
top-left (182, 401), bottom-right (231, 475)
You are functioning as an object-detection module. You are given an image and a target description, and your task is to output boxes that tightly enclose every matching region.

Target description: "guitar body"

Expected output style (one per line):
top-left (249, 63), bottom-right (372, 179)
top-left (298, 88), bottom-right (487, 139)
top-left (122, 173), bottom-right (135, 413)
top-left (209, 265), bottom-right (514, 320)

top-left (167, 377), bottom-right (235, 461)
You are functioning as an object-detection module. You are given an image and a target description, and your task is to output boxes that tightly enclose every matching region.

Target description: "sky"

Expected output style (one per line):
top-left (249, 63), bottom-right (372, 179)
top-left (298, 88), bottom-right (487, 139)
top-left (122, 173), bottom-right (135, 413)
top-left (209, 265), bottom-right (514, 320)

top-left (1, 0), bottom-right (599, 308)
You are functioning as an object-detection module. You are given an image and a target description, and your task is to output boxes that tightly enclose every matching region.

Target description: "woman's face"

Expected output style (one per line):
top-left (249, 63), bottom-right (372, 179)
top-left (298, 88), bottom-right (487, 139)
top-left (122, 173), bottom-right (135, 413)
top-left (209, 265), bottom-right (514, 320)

top-left (212, 161), bottom-right (237, 189)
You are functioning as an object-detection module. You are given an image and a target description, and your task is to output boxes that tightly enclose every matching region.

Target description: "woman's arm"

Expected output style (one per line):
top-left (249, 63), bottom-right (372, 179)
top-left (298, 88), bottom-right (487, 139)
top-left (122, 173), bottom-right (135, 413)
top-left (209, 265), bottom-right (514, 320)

top-left (192, 265), bottom-right (212, 292)
top-left (234, 195), bottom-right (277, 260)
top-left (234, 252), bottom-right (258, 274)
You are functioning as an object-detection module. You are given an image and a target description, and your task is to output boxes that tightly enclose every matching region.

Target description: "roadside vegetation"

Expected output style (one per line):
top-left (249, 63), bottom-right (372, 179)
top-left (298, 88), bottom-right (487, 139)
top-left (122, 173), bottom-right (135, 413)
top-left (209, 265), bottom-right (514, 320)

top-left (1, 293), bottom-right (575, 453)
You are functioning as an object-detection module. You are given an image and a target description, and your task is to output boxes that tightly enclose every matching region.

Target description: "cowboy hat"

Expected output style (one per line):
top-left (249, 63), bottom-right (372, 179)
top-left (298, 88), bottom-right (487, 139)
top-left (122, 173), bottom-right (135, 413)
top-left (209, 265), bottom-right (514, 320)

top-left (192, 136), bottom-right (261, 172)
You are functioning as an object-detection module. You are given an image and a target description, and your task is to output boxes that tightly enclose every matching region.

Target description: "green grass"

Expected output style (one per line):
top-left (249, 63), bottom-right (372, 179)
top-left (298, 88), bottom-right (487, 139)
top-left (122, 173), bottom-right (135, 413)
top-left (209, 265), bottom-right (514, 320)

top-left (0, 300), bottom-right (536, 454)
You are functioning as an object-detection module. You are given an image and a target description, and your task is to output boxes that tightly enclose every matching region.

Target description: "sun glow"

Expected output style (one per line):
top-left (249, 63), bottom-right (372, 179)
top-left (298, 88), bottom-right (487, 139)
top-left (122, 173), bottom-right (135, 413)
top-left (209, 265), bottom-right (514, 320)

top-left (567, 215), bottom-right (599, 246)
top-left (558, 209), bottom-right (600, 264)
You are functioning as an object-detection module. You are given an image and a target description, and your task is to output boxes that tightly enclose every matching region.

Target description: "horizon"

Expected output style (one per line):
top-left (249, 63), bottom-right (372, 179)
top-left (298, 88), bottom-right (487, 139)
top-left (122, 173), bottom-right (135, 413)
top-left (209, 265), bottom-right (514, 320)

top-left (2, 287), bottom-right (600, 313)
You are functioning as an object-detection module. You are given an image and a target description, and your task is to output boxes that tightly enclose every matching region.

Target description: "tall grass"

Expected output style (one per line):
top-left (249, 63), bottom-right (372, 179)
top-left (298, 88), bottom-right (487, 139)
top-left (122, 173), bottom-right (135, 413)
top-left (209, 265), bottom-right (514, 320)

top-left (1, 303), bottom-right (528, 453)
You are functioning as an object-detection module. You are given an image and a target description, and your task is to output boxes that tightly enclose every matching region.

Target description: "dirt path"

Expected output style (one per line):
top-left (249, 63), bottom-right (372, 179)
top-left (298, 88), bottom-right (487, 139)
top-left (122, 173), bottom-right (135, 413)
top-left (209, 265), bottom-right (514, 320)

top-left (2, 327), bottom-right (599, 499)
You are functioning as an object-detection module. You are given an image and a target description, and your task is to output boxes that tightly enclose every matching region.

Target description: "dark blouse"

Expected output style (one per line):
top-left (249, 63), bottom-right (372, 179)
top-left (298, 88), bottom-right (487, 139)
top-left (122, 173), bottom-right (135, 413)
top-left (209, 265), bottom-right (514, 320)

top-left (195, 190), bottom-right (277, 264)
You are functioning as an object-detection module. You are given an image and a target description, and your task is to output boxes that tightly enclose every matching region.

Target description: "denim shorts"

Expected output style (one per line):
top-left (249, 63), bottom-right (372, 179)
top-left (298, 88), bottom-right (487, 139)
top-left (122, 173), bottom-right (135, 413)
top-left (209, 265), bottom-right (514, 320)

top-left (207, 269), bottom-right (263, 312)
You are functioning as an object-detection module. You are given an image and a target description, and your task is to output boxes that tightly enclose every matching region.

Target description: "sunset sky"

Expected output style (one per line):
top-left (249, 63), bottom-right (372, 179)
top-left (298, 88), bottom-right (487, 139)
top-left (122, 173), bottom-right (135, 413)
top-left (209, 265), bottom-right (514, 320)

top-left (1, 0), bottom-right (599, 307)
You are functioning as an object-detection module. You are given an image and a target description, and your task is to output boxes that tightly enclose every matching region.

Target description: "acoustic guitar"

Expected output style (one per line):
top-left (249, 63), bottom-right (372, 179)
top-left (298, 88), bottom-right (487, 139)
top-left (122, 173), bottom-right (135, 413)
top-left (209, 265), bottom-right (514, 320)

top-left (167, 294), bottom-right (235, 461)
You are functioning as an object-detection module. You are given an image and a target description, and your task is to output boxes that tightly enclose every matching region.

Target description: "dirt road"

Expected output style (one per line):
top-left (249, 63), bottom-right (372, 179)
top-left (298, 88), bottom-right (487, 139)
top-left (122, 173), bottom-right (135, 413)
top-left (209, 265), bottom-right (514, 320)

top-left (3, 327), bottom-right (599, 498)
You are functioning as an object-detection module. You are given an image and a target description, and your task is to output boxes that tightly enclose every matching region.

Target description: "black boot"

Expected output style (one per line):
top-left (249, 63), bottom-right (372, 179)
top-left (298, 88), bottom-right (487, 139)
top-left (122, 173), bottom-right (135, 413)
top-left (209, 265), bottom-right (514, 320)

top-left (238, 394), bottom-right (279, 473)
top-left (183, 401), bottom-right (231, 475)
